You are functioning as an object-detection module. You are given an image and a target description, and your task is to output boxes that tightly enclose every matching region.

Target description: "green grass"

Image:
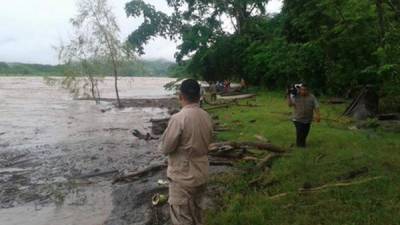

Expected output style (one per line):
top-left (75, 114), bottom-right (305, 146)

top-left (206, 91), bottom-right (400, 225)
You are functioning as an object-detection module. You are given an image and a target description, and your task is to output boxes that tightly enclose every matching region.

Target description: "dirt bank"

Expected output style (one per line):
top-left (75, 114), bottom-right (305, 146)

top-left (0, 77), bottom-right (179, 225)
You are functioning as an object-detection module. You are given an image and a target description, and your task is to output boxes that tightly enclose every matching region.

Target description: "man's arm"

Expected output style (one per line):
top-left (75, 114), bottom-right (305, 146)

top-left (158, 118), bottom-right (182, 155)
top-left (287, 95), bottom-right (295, 107)
top-left (313, 96), bottom-right (321, 123)
top-left (314, 108), bottom-right (321, 123)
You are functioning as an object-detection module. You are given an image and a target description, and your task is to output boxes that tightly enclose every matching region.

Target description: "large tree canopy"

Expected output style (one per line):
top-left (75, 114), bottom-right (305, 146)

top-left (126, 0), bottom-right (400, 111)
top-left (125, 0), bottom-right (269, 61)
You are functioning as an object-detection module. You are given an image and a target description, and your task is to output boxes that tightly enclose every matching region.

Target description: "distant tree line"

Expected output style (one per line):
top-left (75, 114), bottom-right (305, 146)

top-left (0, 59), bottom-right (175, 77)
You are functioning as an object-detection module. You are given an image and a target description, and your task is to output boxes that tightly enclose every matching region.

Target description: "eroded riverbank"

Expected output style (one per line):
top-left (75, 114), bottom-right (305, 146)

top-left (0, 77), bottom-right (179, 225)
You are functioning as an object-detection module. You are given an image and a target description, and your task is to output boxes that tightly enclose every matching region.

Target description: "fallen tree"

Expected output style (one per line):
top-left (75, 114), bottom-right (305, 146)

top-left (132, 129), bottom-right (159, 141)
top-left (150, 118), bottom-right (170, 135)
top-left (268, 176), bottom-right (384, 200)
top-left (209, 141), bottom-right (287, 154)
top-left (218, 93), bottom-right (256, 100)
top-left (113, 164), bottom-right (167, 184)
top-left (113, 160), bottom-right (235, 184)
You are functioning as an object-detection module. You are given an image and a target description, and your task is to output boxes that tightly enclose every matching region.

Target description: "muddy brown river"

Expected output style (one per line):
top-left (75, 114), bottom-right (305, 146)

top-left (0, 77), bottom-right (177, 225)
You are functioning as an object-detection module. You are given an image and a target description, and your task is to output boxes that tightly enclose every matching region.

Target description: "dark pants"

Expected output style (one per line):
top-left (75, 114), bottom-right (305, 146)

top-left (293, 121), bottom-right (311, 148)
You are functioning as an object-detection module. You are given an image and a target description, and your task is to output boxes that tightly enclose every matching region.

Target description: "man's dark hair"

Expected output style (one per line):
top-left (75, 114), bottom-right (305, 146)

top-left (180, 79), bottom-right (201, 103)
top-left (301, 83), bottom-right (308, 88)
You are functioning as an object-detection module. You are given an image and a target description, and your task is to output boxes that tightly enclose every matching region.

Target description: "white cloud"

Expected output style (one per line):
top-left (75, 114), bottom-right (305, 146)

top-left (0, 0), bottom-right (282, 65)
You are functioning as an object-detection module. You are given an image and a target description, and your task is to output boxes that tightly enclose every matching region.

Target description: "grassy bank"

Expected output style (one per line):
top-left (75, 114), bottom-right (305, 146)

top-left (206, 91), bottom-right (400, 225)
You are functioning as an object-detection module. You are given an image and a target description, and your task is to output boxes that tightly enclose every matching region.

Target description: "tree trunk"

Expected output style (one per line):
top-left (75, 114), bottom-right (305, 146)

top-left (376, 0), bottom-right (385, 45)
top-left (89, 75), bottom-right (99, 104)
top-left (112, 58), bottom-right (122, 108)
top-left (209, 141), bottom-right (287, 153)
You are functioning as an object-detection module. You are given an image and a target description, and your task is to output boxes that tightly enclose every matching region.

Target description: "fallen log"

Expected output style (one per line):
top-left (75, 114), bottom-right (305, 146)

top-left (378, 113), bottom-right (400, 121)
top-left (78, 169), bottom-right (119, 179)
top-left (242, 156), bottom-right (259, 162)
top-left (209, 148), bottom-right (246, 158)
top-left (150, 118), bottom-right (170, 123)
top-left (132, 129), bottom-right (159, 141)
top-left (336, 166), bottom-right (369, 181)
top-left (150, 118), bottom-right (170, 135)
top-left (254, 135), bottom-right (270, 143)
top-left (204, 104), bottom-right (230, 111)
top-left (299, 176), bottom-right (383, 192)
top-left (113, 159), bottom-right (233, 184)
top-left (269, 176), bottom-right (384, 200)
top-left (256, 153), bottom-right (282, 169)
top-left (209, 161), bottom-right (234, 167)
top-left (218, 93), bottom-right (256, 100)
top-left (209, 141), bottom-right (287, 153)
top-left (203, 97), bottom-right (235, 106)
top-left (214, 127), bottom-right (231, 132)
top-left (113, 164), bottom-right (167, 184)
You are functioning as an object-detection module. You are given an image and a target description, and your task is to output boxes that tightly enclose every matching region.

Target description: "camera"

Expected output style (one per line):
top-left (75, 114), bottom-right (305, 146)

top-left (287, 83), bottom-right (302, 96)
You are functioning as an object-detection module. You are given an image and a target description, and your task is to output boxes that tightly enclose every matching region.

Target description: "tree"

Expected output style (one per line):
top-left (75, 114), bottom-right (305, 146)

top-left (59, 0), bottom-right (135, 107)
top-left (125, 0), bottom-right (269, 63)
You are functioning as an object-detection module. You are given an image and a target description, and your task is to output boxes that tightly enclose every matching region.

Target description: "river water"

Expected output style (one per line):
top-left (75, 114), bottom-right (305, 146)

top-left (0, 77), bottom-right (176, 225)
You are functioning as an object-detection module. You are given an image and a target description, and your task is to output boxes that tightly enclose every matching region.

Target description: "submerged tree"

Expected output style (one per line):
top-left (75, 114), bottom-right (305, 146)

top-left (59, 0), bottom-right (135, 107)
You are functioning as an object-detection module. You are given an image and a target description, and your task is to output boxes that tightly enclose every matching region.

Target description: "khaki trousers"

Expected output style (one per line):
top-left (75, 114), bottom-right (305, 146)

top-left (169, 181), bottom-right (206, 225)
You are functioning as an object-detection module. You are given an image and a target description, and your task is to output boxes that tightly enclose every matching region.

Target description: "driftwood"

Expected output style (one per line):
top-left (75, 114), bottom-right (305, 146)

top-left (242, 156), bottom-right (259, 162)
top-left (150, 118), bottom-right (170, 135)
top-left (209, 160), bottom-right (234, 167)
top-left (132, 129), bottom-right (159, 141)
top-left (214, 127), bottom-right (231, 132)
top-left (209, 141), bottom-right (287, 154)
top-left (256, 153), bottom-right (282, 169)
top-left (209, 148), bottom-right (246, 158)
top-left (378, 113), bottom-right (400, 121)
top-left (269, 176), bottom-right (383, 200)
top-left (78, 169), bottom-right (119, 179)
top-left (336, 167), bottom-right (369, 181)
top-left (113, 159), bottom-right (234, 184)
top-left (254, 135), bottom-right (270, 143)
top-left (343, 86), bottom-right (379, 120)
top-left (203, 97), bottom-right (235, 106)
top-left (150, 118), bottom-right (170, 123)
top-left (113, 164), bottom-right (167, 184)
top-left (218, 93), bottom-right (256, 100)
top-left (299, 176), bottom-right (383, 192)
top-left (204, 104), bottom-right (231, 111)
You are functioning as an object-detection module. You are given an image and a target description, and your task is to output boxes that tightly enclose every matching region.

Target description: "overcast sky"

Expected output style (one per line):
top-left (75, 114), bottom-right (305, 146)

top-left (0, 0), bottom-right (282, 65)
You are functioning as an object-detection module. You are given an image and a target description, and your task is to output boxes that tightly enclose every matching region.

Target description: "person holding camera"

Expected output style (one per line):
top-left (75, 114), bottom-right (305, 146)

top-left (287, 83), bottom-right (320, 148)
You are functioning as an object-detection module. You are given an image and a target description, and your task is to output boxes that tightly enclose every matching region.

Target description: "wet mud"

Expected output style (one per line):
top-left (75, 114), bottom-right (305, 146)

top-left (0, 77), bottom-right (184, 225)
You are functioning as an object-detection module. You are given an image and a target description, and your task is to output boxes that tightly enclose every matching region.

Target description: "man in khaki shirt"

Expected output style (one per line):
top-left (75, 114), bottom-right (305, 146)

top-left (159, 79), bottom-right (213, 225)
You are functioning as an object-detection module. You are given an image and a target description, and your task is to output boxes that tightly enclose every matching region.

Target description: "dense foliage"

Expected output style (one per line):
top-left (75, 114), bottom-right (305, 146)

top-left (0, 59), bottom-right (175, 77)
top-left (127, 0), bottom-right (400, 111)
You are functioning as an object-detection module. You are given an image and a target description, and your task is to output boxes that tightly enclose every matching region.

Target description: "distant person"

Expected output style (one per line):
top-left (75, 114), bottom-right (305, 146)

top-left (240, 78), bottom-right (247, 91)
top-left (209, 82), bottom-right (217, 102)
top-left (216, 81), bottom-right (224, 92)
top-left (287, 84), bottom-right (320, 148)
top-left (223, 80), bottom-right (231, 93)
top-left (159, 79), bottom-right (213, 225)
top-left (200, 84), bottom-right (205, 107)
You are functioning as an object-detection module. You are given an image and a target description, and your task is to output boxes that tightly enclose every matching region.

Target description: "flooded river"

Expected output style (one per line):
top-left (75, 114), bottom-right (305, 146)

top-left (0, 77), bottom-right (177, 225)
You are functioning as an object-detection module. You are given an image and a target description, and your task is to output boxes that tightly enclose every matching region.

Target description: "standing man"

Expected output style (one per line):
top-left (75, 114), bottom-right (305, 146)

top-left (287, 84), bottom-right (321, 148)
top-left (159, 79), bottom-right (213, 225)
top-left (209, 82), bottom-right (217, 102)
